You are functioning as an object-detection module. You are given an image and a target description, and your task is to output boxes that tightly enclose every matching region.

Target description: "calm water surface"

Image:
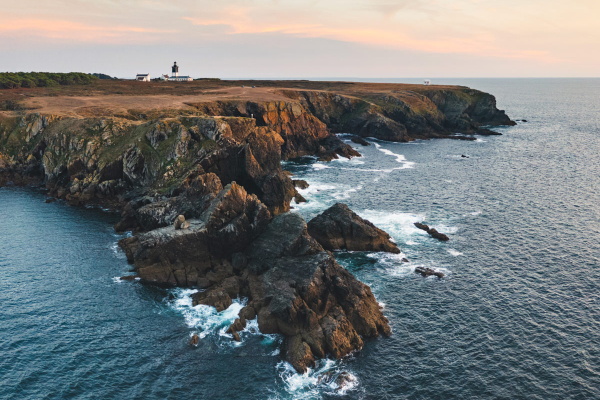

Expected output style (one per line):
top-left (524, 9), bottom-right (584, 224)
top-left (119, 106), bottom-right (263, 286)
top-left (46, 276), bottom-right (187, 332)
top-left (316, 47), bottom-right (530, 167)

top-left (1, 79), bottom-right (600, 399)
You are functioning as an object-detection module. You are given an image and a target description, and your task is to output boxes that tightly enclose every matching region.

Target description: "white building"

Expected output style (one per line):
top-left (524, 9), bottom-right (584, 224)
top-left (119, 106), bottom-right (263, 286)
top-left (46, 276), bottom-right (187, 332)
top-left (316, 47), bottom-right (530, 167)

top-left (424, 79), bottom-right (431, 86)
top-left (136, 74), bottom-right (150, 82)
top-left (168, 62), bottom-right (193, 82)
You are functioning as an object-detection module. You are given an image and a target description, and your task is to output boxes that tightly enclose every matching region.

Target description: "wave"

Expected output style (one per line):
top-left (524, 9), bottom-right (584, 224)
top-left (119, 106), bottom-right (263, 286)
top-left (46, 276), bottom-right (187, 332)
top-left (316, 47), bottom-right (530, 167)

top-left (373, 143), bottom-right (415, 169)
top-left (167, 289), bottom-right (281, 348)
top-left (272, 359), bottom-right (359, 399)
top-left (447, 249), bottom-right (463, 256)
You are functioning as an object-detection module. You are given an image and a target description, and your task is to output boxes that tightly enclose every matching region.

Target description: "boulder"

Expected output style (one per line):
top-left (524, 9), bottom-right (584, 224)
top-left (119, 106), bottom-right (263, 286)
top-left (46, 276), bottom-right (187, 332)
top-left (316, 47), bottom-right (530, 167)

top-left (415, 266), bottom-right (444, 278)
top-left (350, 136), bottom-right (370, 146)
top-left (173, 215), bottom-right (186, 229)
top-left (119, 275), bottom-right (137, 281)
top-left (192, 288), bottom-right (232, 312)
top-left (293, 191), bottom-right (307, 203)
top-left (292, 180), bottom-right (309, 190)
top-left (414, 222), bottom-right (449, 241)
top-left (307, 203), bottom-right (400, 253)
top-left (190, 334), bottom-right (199, 345)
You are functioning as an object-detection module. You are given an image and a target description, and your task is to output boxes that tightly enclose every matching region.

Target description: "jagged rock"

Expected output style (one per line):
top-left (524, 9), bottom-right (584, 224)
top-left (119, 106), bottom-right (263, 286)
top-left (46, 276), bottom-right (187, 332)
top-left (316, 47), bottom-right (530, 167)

top-left (307, 203), bottom-right (400, 253)
top-left (293, 180), bottom-right (309, 190)
top-left (415, 267), bottom-right (444, 278)
top-left (232, 332), bottom-right (241, 342)
top-left (118, 182), bottom-right (271, 286)
top-left (227, 318), bottom-right (246, 334)
top-left (350, 136), bottom-right (370, 146)
top-left (190, 334), bottom-right (199, 345)
top-left (193, 288), bottom-right (232, 312)
top-left (294, 191), bottom-right (307, 203)
top-left (414, 222), bottom-right (449, 241)
top-left (239, 306), bottom-right (256, 322)
top-left (173, 215), bottom-right (185, 229)
top-left (120, 275), bottom-right (137, 281)
top-left (244, 212), bottom-right (391, 373)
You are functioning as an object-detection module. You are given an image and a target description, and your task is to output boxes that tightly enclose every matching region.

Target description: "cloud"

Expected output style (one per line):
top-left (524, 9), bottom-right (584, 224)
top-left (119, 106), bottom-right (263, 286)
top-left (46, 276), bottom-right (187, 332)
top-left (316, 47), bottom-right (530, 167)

top-left (0, 18), bottom-right (178, 43)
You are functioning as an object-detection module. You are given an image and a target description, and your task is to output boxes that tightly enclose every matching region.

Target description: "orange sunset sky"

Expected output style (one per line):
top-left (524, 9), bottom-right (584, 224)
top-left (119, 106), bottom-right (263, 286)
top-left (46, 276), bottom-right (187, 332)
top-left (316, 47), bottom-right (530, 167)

top-left (1, 0), bottom-right (598, 78)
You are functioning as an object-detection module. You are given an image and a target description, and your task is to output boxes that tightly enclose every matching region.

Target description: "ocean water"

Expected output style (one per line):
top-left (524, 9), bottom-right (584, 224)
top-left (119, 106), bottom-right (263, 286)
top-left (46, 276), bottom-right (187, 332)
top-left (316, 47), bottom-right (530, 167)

top-left (2, 78), bottom-right (600, 399)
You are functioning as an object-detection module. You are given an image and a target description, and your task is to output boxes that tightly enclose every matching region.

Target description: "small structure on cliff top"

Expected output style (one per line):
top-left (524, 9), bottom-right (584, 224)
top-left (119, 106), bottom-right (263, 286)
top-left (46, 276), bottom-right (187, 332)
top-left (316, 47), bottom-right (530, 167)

top-left (168, 62), bottom-right (193, 82)
top-left (136, 74), bottom-right (150, 82)
top-left (424, 79), bottom-right (431, 86)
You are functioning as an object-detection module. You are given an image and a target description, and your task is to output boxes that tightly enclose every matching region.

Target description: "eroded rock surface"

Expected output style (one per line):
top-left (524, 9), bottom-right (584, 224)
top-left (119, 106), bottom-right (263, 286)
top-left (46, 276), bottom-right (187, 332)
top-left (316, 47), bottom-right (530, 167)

top-left (307, 203), bottom-right (400, 253)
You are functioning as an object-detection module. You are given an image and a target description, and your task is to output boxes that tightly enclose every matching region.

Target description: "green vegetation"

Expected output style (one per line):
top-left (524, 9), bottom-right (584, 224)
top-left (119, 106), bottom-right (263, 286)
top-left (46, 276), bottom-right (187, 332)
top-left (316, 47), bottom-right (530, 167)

top-left (91, 73), bottom-right (115, 80)
top-left (0, 72), bottom-right (98, 89)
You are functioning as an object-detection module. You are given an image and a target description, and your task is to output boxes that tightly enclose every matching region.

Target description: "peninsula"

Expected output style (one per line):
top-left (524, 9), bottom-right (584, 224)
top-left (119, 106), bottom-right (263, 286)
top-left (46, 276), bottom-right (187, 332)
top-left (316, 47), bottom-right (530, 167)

top-left (0, 78), bottom-right (514, 372)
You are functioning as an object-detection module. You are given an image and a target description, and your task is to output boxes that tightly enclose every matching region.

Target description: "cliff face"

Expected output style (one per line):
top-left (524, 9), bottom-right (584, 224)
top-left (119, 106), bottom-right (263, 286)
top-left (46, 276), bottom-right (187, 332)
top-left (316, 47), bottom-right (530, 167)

top-left (280, 88), bottom-right (514, 142)
top-left (0, 84), bottom-right (514, 372)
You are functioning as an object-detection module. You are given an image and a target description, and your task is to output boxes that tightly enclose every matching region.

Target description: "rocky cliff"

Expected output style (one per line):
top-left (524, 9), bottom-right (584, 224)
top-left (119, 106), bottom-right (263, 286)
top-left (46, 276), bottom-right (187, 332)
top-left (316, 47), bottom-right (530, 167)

top-left (0, 83), bottom-right (514, 372)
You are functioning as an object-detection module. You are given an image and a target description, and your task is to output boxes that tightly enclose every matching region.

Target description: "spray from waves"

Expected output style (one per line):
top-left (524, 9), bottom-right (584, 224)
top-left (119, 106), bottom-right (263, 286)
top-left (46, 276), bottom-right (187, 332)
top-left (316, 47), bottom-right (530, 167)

top-left (373, 143), bottom-right (415, 169)
top-left (311, 163), bottom-right (330, 171)
top-left (167, 289), bottom-right (282, 349)
top-left (447, 249), bottom-right (463, 256)
top-left (332, 185), bottom-right (363, 200)
top-left (271, 359), bottom-right (359, 399)
top-left (367, 253), bottom-right (451, 278)
top-left (357, 209), bottom-right (426, 242)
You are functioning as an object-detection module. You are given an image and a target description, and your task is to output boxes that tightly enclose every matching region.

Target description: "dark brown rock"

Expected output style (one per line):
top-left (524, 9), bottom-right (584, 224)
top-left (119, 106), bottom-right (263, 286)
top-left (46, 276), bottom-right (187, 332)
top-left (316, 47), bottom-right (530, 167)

top-left (292, 180), bottom-right (309, 190)
top-left (192, 288), bottom-right (232, 312)
top-left (307, 203), bottom-right (400, 253)
top-left (119, 275), bottom-right (137, 281)
top-left (293, 191), bottom-right (307, 203)
top-left (190, 334), bottom-right (199, 345)
top-left (415, 266), bottom-right (444, 278)
top-left (350, 136), bottom-right (370, 146)
top-left (414, 222), bottom-right (449, 241)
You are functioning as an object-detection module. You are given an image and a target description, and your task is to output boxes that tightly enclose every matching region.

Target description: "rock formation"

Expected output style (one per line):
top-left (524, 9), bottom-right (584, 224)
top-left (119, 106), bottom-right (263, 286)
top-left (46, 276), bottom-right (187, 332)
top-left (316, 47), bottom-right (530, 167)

top-left (414, 222), bottom-right (450, 241)
top-left (307, 203), bottom-right (400, 253)
top-left (0, 81), bottom-right (515, 372)
top-left (415, 267), bottom-right (444, 279)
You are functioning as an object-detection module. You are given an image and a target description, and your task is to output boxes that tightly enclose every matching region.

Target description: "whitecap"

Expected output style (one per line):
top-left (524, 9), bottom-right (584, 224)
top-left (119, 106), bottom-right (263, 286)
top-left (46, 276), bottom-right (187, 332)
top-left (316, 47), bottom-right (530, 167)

top-left (275, 359), bottom-right (358, 399)
top-left (331, 185), bottom-right (363, 200)
top-left (312, 163), bottom-right (330, 171)
top-left (447, 249), bottom-right (463, 257)
top-left (373, 143), bottom-right (415, 169)
top-left (358, 209), bottom-right (426, 241)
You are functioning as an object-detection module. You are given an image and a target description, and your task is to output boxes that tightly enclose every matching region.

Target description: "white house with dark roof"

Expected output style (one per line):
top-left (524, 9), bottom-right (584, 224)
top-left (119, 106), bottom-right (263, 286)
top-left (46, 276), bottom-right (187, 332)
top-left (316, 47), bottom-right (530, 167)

top-left (136, 74), bottom-right (150, 82)
top-left (168, 62), bottom-right (193, 82)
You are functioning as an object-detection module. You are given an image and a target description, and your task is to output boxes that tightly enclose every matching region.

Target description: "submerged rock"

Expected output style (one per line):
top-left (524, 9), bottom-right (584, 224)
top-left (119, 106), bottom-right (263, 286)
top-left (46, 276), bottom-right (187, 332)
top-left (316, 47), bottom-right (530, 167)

top-left (414, 222), bottom-right (449, 241)
top-left (415, 266), bottom-right (444, 278)
top-left (307, 203), bottom-right (400, 253)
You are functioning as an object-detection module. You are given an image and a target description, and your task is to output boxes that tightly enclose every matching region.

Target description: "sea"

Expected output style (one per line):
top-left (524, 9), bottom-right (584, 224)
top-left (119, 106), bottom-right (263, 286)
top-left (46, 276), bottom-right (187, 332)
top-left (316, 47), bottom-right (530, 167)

top-left (1, 78), bottom-right (600, 399)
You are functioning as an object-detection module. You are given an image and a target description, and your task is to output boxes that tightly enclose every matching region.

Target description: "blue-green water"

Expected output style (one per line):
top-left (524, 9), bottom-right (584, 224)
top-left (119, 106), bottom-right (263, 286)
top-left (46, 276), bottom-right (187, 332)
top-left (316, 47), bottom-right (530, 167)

top-left (2, 79), bottom-right (600, 399)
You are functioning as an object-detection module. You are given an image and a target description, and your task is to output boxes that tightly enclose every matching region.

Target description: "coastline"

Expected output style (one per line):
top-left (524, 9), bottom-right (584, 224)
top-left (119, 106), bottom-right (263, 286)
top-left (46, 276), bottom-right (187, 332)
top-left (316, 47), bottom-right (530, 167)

top-left (0, 80), bottom-right (514, 373)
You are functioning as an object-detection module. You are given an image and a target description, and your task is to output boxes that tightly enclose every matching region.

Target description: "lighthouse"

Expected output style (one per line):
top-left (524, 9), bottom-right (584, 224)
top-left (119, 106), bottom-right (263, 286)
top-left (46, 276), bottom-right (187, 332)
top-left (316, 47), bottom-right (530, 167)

top-left (167, 62), bottom-right (193, 81)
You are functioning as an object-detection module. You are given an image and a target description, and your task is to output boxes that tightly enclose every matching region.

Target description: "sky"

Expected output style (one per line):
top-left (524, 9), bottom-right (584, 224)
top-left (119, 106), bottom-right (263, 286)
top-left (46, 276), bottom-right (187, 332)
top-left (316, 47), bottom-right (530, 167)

top-left (0, 0), bottom-right (598, 78)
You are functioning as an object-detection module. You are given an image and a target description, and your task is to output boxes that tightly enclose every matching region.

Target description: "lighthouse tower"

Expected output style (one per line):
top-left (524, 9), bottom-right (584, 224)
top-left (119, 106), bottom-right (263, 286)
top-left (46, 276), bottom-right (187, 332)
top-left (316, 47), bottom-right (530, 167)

top-left (172, 62), bottom-right (179, 78)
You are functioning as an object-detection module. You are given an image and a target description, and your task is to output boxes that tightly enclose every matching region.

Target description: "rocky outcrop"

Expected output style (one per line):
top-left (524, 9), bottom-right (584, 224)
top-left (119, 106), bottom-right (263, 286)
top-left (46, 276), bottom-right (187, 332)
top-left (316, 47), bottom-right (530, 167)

top-left (414, 222), bottom-right (450, 241)
top-left (119, 182), bottom-right (270, 286)
top-left (1, 82), bottom-right (515, 373)
top-left (280, 88), bottom-right (514, 143)
top-left (307, 203), bottom-right (400, 253)
top-left (242, 212), bottom-right (391, 372)
top-left (415, 267), bottom-right (444, 279)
